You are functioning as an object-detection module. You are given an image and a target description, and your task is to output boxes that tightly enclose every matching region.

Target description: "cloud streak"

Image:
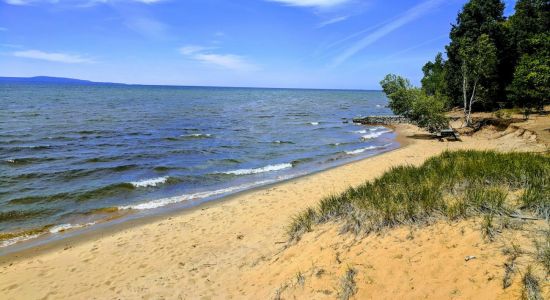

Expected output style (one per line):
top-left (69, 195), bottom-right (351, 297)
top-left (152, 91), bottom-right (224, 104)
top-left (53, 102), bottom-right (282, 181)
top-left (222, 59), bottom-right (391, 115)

top-left (13, 50), bottom-right (95, 63)
top-left (317, 15), bottom-right (348, 28)
top-left (179, 46), bottom-right (258, 72)
top-left (332, 0), bottom-right (445, 66)
top-left (124, 17), bottom-right (170, 39)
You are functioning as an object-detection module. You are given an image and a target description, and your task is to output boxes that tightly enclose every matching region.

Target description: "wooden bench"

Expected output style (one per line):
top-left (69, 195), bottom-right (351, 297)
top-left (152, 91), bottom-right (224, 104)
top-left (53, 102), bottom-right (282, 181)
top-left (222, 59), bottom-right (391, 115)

top-left (437, 128), bottom-right (461, 141)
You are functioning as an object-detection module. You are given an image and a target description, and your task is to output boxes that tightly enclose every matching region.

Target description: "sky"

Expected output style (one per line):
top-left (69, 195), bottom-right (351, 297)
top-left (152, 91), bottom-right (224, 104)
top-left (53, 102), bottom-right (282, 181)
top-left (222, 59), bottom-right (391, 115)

top-left (0, 0), bottom-right (518, 89)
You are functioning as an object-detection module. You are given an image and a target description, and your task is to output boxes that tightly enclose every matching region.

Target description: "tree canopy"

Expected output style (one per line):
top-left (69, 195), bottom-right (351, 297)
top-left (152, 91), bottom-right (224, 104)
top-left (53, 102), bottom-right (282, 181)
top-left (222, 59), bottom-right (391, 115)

top-left (411, 0), bottom-right (549, 124)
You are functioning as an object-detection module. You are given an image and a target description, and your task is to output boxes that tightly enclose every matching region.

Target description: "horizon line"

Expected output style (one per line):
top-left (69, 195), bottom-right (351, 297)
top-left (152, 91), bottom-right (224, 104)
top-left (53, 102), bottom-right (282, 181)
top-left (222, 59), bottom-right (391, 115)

top-left (0, 75), bottom-right (384, 92)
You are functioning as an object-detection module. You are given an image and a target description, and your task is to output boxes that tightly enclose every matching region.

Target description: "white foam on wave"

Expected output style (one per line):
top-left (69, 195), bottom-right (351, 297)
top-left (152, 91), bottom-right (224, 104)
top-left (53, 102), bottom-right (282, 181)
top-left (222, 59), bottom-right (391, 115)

top-left (222, 163), bottom-right (292, 175)
top-left (1, 234), bottom-right (41, 248)
top-left (130, 176), bottom-right (169, 188)
top-left (0, 222), bottom-right (97, 248)
top-left (345, 143), bottom-right (392, 155)
top-left (119, 179), bottom-right (274, 210)
top-left (362, 129), bottom-right (392, 140)
top-left (6, 159), bottom-right (15, 163)
top-left (182, 133), bottom-right (212, 138)
top-left (49, 222), bottom-right (95, 234)
top-left (309, 122), bottom-right (319, 126)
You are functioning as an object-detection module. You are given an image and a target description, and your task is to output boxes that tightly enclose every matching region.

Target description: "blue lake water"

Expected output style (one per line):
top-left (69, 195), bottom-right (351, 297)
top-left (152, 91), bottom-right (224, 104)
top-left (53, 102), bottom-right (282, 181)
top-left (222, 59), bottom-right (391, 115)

top-left (0, 84), bottom-right (397, 246)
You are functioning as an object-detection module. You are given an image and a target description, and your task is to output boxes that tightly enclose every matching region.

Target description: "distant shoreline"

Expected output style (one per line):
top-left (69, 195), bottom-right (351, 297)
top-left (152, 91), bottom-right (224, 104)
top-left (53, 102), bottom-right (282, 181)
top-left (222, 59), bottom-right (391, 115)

top-left (0, 76), bottom-right (383, 91)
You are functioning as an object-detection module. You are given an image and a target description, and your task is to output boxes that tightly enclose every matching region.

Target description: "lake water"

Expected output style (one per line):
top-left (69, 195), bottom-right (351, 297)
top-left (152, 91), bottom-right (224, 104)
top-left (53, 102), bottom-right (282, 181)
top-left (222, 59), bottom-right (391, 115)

top-left (0, 84), bottom-right (397, 247)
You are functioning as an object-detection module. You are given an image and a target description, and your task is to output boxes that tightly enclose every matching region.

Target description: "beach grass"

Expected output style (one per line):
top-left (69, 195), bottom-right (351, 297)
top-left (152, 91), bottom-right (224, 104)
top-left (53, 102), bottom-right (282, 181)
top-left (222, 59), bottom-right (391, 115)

top-left (289, 150), bottom-right (549, 241)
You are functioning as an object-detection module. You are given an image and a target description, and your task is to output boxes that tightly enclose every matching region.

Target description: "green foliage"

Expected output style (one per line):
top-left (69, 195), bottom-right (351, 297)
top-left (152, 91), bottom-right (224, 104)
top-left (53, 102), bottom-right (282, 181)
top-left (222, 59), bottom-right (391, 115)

top-left (421, 53), bottom-right (448, 102)
top-left (445, 0), bottom-right (510, 108)
top-left (509, 34), bottom-right (550, 111)
top-left (380, 74), bottom-right (414, 116)
top-left (411, 0), bottom-right (549, 113)
top-left (409, 92), bottom-right (449, 133)
top-left (459, 34), bottom-right (498, 87)
top-left (508, 0), bottom-right (550, 59)
top-left (380, 74), bottom-right (448, 133)
top-left (288, 150), bottom-right (550, 241)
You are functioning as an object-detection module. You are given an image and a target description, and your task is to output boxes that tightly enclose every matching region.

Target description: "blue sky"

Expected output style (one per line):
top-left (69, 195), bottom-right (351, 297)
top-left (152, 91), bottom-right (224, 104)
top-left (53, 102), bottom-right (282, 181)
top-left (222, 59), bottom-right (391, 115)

top-left (0, 0), bottom-right (517, 89)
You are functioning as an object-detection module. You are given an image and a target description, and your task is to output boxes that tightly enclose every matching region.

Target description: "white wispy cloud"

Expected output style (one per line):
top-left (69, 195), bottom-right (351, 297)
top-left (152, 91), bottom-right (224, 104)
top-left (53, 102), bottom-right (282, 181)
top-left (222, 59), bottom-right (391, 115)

top-left (124, 17), bottom-right (169, 39)
top-left (179, 45), bottom-right (215, 55)
top-left (317, 15), bottom-right (348, 28)
top-left (13, 50), bottom-right (95, 63)
top-left (179, 46), bottom-right (258, 72)
top-left (332, 0), bottom-right (445, 66)
top-left (4, 0), bottom-right (32, 4)
top-left (268, 0), bottom-right (350, 9)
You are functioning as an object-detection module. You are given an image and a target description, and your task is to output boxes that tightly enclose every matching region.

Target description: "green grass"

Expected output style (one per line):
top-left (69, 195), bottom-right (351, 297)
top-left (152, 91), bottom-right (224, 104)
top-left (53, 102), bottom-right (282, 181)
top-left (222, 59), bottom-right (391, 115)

top-left (288, 150), bottom-right (550, 241)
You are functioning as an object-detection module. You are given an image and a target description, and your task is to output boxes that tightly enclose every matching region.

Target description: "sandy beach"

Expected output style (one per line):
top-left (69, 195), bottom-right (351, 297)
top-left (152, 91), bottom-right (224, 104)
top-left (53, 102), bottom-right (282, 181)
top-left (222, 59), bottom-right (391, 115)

top-left (0, 121), bottom-right (547, 299)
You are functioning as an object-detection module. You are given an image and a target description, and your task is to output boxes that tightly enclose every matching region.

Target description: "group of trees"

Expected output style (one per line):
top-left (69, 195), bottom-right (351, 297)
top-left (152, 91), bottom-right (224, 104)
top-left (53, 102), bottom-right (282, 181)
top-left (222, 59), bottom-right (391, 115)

top-left (381, 0), bottom-right (549, 131)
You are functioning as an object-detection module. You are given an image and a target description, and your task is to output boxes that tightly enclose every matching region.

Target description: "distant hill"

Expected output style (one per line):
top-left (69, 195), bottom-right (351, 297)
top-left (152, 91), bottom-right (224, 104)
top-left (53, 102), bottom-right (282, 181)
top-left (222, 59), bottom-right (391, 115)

top-left (0, 76), bottom-right (123, 85)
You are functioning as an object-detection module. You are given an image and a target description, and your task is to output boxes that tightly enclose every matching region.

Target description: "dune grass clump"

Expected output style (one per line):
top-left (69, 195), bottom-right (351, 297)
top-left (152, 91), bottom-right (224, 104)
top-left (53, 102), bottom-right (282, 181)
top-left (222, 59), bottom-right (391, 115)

top-left (338, 267), bottom-right (357, 300)
top-left (534, 230), bottom-right (550, 275)
top-left (288, 150), bottom-right (550, 241)
top-left (522, 267), bottom-right (542, 300)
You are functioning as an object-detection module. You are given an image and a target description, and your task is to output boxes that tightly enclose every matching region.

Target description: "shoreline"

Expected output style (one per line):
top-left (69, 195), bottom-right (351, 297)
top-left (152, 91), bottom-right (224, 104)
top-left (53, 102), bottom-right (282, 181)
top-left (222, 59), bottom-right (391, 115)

top-left (0, 129), bottom-right (407, 259)
top-left (1, 122), bottom-right (545, 299)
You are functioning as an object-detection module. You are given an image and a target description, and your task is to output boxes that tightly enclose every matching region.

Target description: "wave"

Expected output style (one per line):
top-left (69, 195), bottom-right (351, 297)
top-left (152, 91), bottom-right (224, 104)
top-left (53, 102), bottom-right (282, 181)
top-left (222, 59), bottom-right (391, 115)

top-left (4, 157), bottom-right (56, 165)
top-left (130, 176), bottom-right (170, 188)
top-left (291, 157), bottom-right (313, 166)
top-left (221, 163), bottom-right (292, 175)
top-left (76, 183), bottom-right (135, 202)
top-left (8, 193), bottom-right (70, 205)
top-left (0, 222), bottom-right (97, 248)
top-left (2, 145), bottom-right (53, 152)
top-left (362, 129), bottom-right (392, 140)
top-left (0, 209), bottom-right (50, 222)
top-left (345, 143), bottom-right (392, 155)
top-left (49, 222), bottom-right (95, 234)
top-left (308, 122), bottom-right (319, 126)
top-left (181, 133), bottom-right (212, 138)
top-left (272, 140), bottom-right (294, 144)
top-left (119, 179), bottom-right (274, 210)
top-left (12, 164), bottom-right (138, 181)
top-left (1, 233), bottom-right (42, 248)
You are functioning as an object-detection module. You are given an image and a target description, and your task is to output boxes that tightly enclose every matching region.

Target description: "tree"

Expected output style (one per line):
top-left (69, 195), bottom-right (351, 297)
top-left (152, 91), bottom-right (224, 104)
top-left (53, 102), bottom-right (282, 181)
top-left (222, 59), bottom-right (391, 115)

top-left (380, 74), bottom-right (414, 116)
top-left (380, 74), bottom-right (448, 133)
top-left (421, 53), bottom-right (447, 101)
top-left (444, 0), bottom-right (509, 108)
top-left (508, 0), bottom-right (550, 58)
top-left (508, 34), bottom-right (550, 112)
top-left (459, 34), bottom-right (498, 125)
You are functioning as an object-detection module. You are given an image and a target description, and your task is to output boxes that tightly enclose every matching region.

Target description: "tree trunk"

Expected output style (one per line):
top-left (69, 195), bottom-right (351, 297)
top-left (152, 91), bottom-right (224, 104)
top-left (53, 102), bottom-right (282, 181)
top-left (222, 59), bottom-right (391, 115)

top-left (466, 79), bottom-right (478, 126)
top-left (462, 65), bottom-right (468, 127)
